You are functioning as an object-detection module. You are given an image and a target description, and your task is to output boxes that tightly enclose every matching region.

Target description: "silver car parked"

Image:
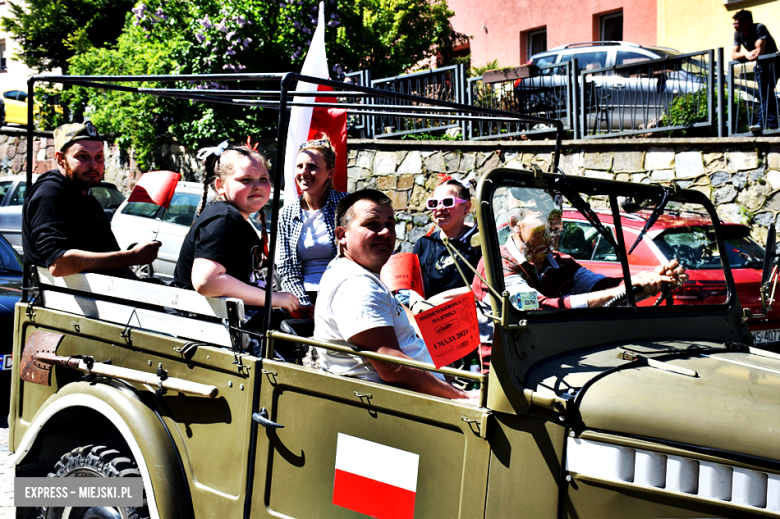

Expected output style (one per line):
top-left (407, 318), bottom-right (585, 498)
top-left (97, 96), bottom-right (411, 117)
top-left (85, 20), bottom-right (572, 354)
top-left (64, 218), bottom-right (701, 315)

top-left (111, 180), bottom-right (282, 281)
top-left (0, 174), bottom-right (125, 255)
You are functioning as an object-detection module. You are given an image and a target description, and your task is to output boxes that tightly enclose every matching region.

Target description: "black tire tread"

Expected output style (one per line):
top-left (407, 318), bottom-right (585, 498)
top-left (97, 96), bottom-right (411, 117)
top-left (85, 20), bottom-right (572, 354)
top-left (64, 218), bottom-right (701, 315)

top-left (37, 444), bottom-right (149, 519)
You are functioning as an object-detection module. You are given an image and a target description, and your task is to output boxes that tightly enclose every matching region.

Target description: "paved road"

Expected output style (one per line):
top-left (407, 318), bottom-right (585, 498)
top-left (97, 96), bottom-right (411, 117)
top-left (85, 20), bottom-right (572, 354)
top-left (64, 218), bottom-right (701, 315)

top-left (1, 426), bottom-right (14, 518)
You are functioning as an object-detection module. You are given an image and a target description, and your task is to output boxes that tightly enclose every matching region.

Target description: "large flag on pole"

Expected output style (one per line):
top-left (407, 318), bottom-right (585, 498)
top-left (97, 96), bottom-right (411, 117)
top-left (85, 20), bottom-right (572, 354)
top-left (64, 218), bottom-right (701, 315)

top-left (283, 1), bottom-right (347, 201)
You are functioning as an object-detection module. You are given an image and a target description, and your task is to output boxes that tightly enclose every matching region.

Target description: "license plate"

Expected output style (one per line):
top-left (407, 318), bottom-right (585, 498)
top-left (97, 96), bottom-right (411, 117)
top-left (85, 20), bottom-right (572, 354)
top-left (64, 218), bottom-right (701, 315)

top-left (752, 328), bottom-right (780, 346)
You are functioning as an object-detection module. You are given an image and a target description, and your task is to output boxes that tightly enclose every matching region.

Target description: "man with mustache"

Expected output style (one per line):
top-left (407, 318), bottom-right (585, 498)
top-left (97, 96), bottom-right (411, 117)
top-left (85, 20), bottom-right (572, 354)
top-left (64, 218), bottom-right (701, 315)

top-left (22, 121), bottom-right (160, 278)
top-left (314, 189), bottom-right (475, 400)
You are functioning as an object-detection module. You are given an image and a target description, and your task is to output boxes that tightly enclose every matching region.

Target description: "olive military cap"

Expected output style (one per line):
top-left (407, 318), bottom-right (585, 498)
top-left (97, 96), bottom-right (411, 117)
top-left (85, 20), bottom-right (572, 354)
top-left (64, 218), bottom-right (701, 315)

top-left (53, 121), bottom-right (101, 153)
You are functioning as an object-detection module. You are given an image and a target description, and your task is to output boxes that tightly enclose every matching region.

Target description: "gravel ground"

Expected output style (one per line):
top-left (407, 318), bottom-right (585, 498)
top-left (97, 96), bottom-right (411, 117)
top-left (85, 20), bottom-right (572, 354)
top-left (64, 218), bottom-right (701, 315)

top-left (0, 426), bottom-right (14, 518)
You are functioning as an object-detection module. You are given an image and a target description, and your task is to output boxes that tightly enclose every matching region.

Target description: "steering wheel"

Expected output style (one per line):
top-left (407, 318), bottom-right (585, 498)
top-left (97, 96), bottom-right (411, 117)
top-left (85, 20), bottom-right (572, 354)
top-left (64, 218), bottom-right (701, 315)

top-left (603, 282), bottom-right (675, 308)
top-left (603, 284), bottom-right (645, 308)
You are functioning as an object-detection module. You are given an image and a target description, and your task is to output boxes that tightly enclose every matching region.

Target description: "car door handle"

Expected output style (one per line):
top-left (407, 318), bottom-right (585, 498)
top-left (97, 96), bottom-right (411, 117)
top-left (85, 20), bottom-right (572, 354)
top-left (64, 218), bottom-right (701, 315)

top-left (252, 407), bottom-right (284, 429)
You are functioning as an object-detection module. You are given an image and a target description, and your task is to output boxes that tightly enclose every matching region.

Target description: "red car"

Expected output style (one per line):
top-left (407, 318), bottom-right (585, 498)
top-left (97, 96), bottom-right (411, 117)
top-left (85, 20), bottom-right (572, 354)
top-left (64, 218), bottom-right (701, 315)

top-left (557, 209), bottom-right (779, 347)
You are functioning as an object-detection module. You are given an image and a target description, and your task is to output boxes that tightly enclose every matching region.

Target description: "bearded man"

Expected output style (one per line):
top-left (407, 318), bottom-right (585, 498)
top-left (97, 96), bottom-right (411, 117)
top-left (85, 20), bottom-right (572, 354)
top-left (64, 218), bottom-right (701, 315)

top-left (22, 121), bottom-right (159, 278)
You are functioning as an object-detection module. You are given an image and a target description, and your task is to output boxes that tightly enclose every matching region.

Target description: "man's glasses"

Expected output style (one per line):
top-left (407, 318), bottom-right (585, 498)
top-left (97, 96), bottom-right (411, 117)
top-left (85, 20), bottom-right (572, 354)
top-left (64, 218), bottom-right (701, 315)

top-left (425, 196), bottom-right (468, 210)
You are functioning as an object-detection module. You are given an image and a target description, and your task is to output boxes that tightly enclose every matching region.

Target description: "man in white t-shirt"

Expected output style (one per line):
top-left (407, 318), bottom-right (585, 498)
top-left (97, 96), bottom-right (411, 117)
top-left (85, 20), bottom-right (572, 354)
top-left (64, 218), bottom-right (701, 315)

top-left (314, 189), bottom-right (473, 400)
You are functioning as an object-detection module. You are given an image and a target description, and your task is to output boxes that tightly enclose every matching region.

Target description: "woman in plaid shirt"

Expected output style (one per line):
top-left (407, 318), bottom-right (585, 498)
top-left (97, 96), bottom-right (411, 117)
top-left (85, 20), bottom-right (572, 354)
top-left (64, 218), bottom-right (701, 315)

top-left (277, 137), bottom-right (348, 308)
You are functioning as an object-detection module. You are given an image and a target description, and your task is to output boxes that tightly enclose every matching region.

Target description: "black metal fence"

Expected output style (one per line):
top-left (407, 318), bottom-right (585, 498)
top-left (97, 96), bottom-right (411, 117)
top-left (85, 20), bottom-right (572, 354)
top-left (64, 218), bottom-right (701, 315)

top-left (728, 52), bottom-right (780, 136)
top-left (342, 70), bottom-right (372, 138)
top-left (340, 47), bottom-right (780, 140)
top-left (467, 61), bottom-right (573, 140)
top-left (579, 49), bottom-right (714, 139)
top-left (369, 64), bottom-right (467, 139)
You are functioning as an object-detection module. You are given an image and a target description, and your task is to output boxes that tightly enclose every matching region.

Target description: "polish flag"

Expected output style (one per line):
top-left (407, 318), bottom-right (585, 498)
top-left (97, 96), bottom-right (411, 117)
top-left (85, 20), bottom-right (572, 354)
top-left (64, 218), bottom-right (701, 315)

top-left (333, 433), bottom-right (419, 519)
top-left (127, 170), bottom-right (181, 208)
top-left (283, 1), bottom-right (347, 202)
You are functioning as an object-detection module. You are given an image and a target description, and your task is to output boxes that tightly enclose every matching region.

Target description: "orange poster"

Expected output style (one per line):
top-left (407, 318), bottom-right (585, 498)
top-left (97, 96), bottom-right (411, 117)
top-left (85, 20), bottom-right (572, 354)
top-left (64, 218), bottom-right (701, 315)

top-left (414, 292), bottom-right (479, 369)
top-left (380, 253), bottom-right (425, 298)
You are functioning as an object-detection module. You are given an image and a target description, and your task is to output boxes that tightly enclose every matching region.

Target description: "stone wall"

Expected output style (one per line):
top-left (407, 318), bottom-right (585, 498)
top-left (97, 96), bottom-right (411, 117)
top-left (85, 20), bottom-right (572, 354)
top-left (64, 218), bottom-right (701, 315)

top-left (2, 128), bottom-right (780, 248)
top-left (344, 138), bottom-right (780, 250)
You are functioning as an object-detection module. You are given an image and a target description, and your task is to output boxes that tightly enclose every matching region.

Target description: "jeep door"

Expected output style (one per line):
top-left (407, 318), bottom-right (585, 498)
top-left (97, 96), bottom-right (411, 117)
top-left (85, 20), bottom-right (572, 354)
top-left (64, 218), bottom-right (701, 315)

top-left (249, 356), bottom-right (490, 518)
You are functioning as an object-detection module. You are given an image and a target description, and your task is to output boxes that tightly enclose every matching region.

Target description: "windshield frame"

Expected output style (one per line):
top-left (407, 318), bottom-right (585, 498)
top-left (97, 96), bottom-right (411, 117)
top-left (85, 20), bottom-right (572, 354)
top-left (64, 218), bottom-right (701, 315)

top-left (476, 167), bottom-right (739, 321)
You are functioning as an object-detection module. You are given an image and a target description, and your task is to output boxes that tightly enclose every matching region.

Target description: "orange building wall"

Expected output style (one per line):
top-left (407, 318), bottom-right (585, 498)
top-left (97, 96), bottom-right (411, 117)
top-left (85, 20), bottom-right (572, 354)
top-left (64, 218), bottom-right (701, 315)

top-left (447, 0), bottom-right (657, 68)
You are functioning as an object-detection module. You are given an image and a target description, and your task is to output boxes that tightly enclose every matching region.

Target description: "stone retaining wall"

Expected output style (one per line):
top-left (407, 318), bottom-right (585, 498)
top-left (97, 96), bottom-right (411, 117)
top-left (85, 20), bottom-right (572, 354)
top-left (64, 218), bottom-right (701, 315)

top-left (2, 128), bottom-right (779, 249)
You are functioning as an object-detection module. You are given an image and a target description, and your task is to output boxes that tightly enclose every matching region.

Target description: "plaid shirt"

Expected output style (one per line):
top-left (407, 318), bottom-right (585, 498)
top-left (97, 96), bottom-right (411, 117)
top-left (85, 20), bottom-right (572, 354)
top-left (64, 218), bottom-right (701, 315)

top-left (277, 189), bottom-right (348, 306)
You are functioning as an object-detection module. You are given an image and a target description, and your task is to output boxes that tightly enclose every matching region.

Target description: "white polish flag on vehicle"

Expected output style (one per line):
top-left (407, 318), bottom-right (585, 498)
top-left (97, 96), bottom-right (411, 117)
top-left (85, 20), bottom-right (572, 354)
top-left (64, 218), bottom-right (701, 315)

top-left (333, 433), bottom-right (419, 519)
top-left (283, 1), bottom-right (347, 204)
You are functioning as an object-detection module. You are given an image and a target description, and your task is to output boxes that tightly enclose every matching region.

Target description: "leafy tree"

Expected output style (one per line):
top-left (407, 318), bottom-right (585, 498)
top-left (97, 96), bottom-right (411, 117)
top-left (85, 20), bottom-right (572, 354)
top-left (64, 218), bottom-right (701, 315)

top-left (65, 0), bottom-right (464, 170)
top-left (0, 0), bottom-right (136, 73)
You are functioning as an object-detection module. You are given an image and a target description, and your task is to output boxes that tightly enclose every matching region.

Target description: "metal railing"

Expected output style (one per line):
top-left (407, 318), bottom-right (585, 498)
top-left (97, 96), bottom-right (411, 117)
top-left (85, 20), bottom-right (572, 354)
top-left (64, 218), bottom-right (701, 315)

top-left (370, 64), bottom-right (467, 139)
top-left (467, 61), bottom-right (574, 140)
top-left (342, 69), bottom-right (372, 138)
top-left (579, 49), bottom-right (714, 139)
top-left (728, 52), bottom-right (780, 136)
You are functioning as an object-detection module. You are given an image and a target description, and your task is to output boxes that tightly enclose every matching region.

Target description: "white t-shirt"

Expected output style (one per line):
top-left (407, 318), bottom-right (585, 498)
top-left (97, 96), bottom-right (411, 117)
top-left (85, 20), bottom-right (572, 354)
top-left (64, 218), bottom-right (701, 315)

top-left (297, 208), bottom-right (333, 291)
top-left (314, 257), bottom-right (443, 382)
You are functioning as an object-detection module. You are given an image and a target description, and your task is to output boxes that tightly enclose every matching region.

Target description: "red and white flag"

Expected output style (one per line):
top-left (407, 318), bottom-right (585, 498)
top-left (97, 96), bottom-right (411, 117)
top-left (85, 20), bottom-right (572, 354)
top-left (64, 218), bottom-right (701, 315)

top-left (127, 170), bottom-right (181, 208)
top-left (333, 433), bottom-right (419, 519)
top-left (283, 1), bottom-right (347, 202)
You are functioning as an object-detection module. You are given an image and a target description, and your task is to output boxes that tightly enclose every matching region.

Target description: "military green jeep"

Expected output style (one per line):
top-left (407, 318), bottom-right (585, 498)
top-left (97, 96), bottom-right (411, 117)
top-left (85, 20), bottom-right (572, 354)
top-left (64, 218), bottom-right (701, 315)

top-left (8, 73), bottom-right (780, 519)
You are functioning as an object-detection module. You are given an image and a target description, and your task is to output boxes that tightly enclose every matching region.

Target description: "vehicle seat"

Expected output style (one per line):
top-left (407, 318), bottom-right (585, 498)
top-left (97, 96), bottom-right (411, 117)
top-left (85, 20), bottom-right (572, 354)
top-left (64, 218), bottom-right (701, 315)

top-left (277, 318), bottom-right (314, 364)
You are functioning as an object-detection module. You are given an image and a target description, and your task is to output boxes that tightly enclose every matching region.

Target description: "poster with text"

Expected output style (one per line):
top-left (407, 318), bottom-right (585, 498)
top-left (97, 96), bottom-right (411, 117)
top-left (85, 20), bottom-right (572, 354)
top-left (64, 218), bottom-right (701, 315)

top-left (414, 292), bottom-right (479, 368)
top-left (380, 253), bottom-right (425, 298)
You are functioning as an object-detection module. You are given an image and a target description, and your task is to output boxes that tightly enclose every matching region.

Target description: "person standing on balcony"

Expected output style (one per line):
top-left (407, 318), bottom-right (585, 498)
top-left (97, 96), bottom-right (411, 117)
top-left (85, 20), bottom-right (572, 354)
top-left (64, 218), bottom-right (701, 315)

top-left (732, 9), bottom-right (779, 132)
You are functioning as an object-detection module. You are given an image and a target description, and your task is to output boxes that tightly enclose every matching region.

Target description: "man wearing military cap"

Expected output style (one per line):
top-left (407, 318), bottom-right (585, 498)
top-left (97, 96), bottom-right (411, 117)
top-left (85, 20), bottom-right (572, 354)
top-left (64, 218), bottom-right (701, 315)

top-left (22, 121), bottom-right (160, 278)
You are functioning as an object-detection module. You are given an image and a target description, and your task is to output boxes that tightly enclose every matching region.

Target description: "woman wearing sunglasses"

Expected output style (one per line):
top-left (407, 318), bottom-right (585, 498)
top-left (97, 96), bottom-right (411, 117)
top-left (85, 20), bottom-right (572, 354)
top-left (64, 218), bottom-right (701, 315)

top-left (413, 177), bottom-right (482, 299)
top-left (277, 137), bottom-right (348, 309)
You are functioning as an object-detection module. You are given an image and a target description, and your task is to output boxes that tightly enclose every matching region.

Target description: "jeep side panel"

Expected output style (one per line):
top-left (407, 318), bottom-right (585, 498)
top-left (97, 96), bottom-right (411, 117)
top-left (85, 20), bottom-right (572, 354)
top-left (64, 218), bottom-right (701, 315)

top-left (249, 359), bottom-right (491, 518)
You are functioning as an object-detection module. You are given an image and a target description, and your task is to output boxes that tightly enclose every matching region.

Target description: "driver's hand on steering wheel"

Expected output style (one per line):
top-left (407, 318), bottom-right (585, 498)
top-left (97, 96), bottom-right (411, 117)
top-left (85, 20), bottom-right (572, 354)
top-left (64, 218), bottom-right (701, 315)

top-left (631, 271), bottom-right (667, 297)
top-left (654, 258), bottom-right (688, 287)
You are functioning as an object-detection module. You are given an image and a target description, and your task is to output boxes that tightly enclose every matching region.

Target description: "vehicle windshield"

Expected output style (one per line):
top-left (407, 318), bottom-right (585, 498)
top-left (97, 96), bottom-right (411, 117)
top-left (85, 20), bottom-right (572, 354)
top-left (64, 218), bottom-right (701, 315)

top-left (486, 173), bottom-right (732, 314)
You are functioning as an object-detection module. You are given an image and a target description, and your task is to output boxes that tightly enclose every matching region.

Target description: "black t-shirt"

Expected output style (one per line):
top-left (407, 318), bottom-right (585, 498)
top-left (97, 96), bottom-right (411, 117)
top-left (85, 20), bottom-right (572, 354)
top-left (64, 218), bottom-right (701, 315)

top-left (413, 226), bottom-right (482, 298)
top-left (174, 201), bottom-right (266, 290)
top-left (22, 169), bottom-right (121, 272)
top-left (734, 23), bottom-right (778, 55)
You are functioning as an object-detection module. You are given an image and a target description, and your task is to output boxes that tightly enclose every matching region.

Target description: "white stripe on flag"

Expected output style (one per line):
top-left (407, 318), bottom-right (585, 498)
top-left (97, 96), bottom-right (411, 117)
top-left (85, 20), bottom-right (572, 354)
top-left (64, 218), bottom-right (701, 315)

top-left (335, 433), bottom-right (420, 492)
top-left (283, 1), bottom-right (330, 204)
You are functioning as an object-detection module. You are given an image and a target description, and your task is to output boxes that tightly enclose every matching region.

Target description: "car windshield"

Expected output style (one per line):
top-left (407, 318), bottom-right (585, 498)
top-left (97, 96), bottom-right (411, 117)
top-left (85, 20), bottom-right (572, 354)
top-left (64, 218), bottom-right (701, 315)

top-left (121, 202), bottom-right (163, 219)
top-left (91, 185), bottom-right (126, 209)
top-left (652, 226), bottom-right (764, 270)
top-left (161, 192), bottom-right (201, 226)
top-left (486, 172), bottom-right (731, 314)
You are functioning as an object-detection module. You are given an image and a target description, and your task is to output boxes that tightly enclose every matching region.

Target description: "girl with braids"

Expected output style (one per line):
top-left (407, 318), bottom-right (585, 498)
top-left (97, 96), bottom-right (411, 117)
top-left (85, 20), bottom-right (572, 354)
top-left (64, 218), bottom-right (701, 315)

top-left (413, 175), bottom-right (482, 299)
top-left (174, 141), bottom-right (299, 315)
top-left (277, 136), bottom-right (348, 307)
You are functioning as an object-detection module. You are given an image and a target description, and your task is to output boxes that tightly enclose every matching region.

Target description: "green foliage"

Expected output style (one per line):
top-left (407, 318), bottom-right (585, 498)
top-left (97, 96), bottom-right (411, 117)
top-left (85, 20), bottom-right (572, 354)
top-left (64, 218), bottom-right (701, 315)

top-left (63, 0), bottom-right (463, 171)
top-left (666, 88), bottom-right (750, 135)
top-left (0, 0), bottom-right (136, 73)
top-left (470, 59), bottom-right (499, 78)
top-left (400, 131), bottom-right (459, 141)
top-left (33, 85), bottom-right (65, 130)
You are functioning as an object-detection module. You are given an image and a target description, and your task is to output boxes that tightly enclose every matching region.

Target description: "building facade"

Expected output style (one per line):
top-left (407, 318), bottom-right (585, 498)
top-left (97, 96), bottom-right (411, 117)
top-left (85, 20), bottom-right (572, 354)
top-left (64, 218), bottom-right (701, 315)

top-left (447, 0), bottom-right (657, 68)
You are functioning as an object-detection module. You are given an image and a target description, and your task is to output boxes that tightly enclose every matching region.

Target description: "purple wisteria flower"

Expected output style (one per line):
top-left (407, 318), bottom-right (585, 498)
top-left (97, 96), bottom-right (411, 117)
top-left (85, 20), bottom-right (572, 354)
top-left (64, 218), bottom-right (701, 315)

top-left (226, 49), bottom-right (236, 56)
top-left (293, 20), bottom-right (300, 29)
top-left (226, 31), bottom-right (236, 41)
top-left (155, 8), bottom-right (168, 21)
top-left (195, 33), bottom-right (206, 43)
top-left (243, 38), bottom-right (252, 49)
top-left (236, 15), bottom-right (248, 27)
top-left (302, 27), bottom-right (311, 34)
top-left (199, 14), bottom-right (213, 29)
top-left (216, 20), bottom-right (228, 32)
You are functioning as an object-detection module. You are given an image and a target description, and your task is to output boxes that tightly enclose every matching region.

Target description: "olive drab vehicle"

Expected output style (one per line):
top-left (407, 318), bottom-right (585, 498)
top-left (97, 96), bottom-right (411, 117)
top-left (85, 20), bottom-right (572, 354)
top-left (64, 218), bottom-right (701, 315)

top-left (8, 72), bottom-right (780, 519)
